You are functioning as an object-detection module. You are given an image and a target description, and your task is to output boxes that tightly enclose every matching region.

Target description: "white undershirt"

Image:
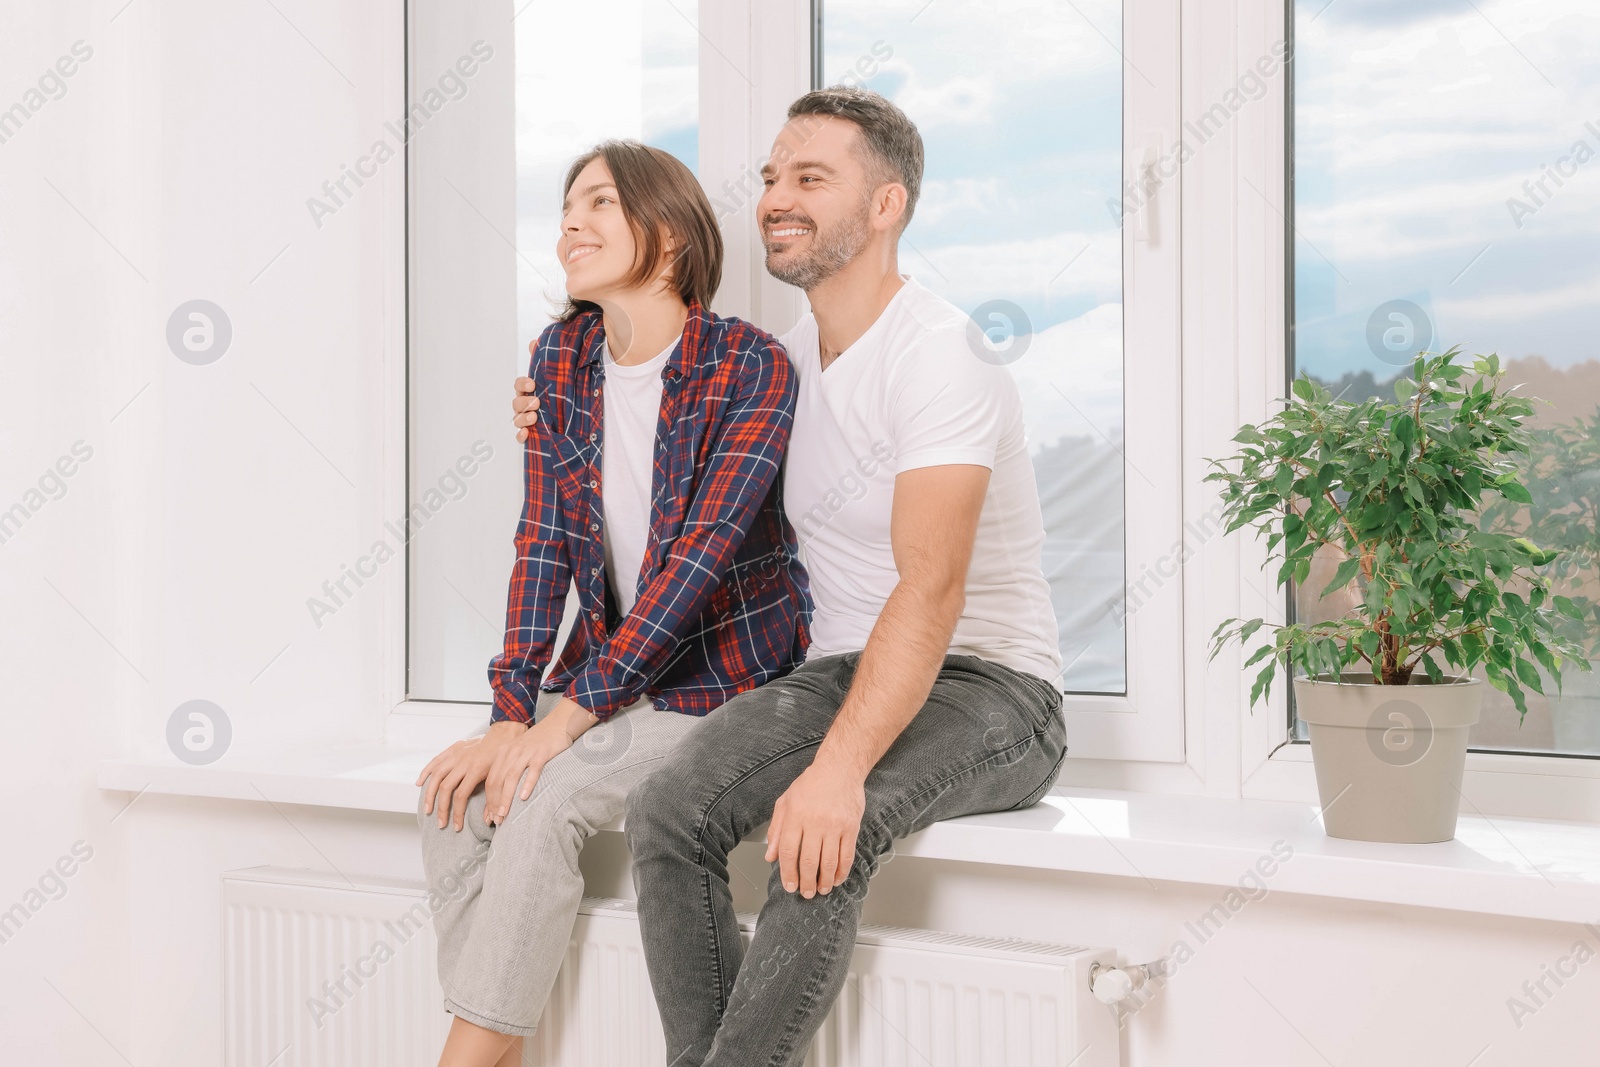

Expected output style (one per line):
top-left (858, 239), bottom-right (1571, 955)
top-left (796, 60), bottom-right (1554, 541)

top-left (779, 275), bottom-right (1063, 686)
top-left (599, 337), bottom-right (673, 617)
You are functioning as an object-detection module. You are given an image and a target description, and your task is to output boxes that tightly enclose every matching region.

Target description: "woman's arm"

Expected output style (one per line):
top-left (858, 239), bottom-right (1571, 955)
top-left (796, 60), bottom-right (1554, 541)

top-left (564, 337), bottom-right (797, 720)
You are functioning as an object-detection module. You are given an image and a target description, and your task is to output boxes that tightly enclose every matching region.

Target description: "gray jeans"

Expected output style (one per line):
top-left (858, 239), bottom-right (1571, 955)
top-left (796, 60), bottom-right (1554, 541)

top-left (417, 693), bottom-right (703, 1037)
top-left (624, 652), bottom-right (1068, 1067)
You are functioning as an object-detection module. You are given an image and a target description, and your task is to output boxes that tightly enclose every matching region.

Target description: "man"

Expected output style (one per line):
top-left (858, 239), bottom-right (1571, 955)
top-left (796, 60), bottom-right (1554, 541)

top-left (513, 86), bottom-right (1065, 1065)
top-left (620, 86), bottom-right (1068, 1066)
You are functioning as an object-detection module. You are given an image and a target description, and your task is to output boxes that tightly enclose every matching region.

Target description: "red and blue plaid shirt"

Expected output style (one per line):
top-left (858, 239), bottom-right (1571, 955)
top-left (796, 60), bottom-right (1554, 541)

top-left (488, 300), bottom-right (810, 724)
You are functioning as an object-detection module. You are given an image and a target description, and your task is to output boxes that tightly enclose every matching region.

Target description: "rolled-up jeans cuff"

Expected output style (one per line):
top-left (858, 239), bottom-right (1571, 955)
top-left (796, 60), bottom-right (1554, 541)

top-left (442, 994), bottom-right (539, 1038)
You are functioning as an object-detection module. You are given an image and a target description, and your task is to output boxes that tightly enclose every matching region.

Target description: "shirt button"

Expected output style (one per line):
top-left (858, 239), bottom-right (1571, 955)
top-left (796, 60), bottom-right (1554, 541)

top-left (591, 611), bottom-right (600, 621)
top-left (589, 479), bottom-right (597, 489)
top-left (589, 433), bottom-right (596, 443)
top-left (592, 388), bottom-right (600, 397)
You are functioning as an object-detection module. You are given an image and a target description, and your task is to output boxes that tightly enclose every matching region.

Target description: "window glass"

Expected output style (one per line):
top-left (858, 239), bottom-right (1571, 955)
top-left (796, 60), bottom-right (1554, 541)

top-left (407, 1), bottom-right (699, 702)
top-left (1290, 0), bottom-right (1600, 754)
top-left (824, 0), bottom-right (1128, 693)
top-left (515, 1), bottom-right (700, 349)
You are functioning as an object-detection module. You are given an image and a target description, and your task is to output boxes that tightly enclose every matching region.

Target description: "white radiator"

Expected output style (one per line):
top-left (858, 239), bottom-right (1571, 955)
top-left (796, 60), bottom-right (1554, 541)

top-left (223, 868), bottom-right (451, 1067)
top-left (223, 867), bottom-right (1118, 1067)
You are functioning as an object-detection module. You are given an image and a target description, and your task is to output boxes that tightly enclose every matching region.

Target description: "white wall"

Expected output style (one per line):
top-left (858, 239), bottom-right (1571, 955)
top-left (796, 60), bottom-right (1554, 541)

top-left (3, 1), bottom-right (1596, 1064)
top-left (2, 0), bottom-right (399, 1059)
top-left (3, 2), bottom-right (143, 1061)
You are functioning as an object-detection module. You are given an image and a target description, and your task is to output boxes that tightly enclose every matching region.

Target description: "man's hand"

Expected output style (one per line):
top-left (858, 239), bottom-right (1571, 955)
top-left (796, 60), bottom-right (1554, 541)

top-left (764, 756), bottom-right (867, 899)
top-left (512, 373), bottom-right (541, 442)
top-left (484, 696), bottom-right (600, 824)
top-left (416, 721), bottom-right (526, 832)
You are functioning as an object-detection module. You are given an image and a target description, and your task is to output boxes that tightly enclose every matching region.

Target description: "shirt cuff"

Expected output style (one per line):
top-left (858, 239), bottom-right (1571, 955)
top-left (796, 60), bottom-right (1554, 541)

top-left (562, 665), bottom-right (634, 722)
top-left (490, 689), bottom-right (536, 726)
top-left (894, 446), bottom-right (997, 473)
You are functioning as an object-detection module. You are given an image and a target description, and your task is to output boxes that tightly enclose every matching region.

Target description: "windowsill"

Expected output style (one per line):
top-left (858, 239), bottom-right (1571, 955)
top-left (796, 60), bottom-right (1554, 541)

top-left (98, 735), bottom-right (1600, 927)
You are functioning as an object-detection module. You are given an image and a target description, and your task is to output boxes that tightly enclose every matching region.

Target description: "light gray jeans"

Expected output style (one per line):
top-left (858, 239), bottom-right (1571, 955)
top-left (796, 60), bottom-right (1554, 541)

top-left (417, 691), bottom-right (704, 1037)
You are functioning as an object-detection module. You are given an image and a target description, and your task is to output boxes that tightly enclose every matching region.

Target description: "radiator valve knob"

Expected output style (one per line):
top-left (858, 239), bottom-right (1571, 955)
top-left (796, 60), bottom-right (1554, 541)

top-left (1090, 958), bottom-right (1171, 1005)
top-left (1092, 967), bottom-right (1135, 1004)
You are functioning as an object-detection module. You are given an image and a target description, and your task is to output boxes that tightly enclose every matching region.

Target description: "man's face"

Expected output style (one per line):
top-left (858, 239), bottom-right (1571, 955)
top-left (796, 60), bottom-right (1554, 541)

top-left (757, 116), bottom-right (877, 290)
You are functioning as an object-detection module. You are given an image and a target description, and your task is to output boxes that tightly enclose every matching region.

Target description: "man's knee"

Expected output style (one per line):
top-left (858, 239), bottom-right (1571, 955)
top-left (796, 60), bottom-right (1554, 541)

top-left (839, 821), bottom-right (894, 893)
top-left (625, 762), bottom-right (703, 854)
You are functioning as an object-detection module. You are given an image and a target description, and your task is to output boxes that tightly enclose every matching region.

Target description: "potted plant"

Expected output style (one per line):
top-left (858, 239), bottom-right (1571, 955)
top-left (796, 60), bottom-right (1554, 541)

top-left (1483, 409), bottom-right (1600, 752)
top-left (1206, 348), bottom-right (1591, 843)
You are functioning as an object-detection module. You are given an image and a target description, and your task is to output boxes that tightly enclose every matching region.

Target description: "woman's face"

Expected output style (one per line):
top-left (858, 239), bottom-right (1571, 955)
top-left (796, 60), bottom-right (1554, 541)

top-left (558, 156), bottom-right (639, 304)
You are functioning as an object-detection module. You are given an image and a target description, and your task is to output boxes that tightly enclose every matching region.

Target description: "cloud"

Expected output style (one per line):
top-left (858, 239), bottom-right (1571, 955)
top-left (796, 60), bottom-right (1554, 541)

top-left (1305, 0), bottom-right (1463, 29)
top-left (1293, 0), bottom-right (1600, 370)
top-left (914, 177), bottom-right (1005, 227)
top-left (907, 228), bottom-right (1121, 313)
top-left (830, 0), bottom-right (1119, 81)
top-left (1010, 302), bottom-right (1125, 451)
top-left (887, 60), bottom-right (999, 128)
top-left (642, 64), bottom-right (696, 137)
top-left (1299, 164), bottom-right (1600, 264)
top-left (1432, 269), bottom-right (1600, 324)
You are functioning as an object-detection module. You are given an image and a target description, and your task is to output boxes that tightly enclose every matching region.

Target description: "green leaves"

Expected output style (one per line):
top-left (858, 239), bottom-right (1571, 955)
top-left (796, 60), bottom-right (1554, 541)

top-left (1496, 477), bottom-right (1532, 505)
top-left (1205, 347), bottom-right (1591, 718)
top-left (1320, 554), bottom-right (1363, 600)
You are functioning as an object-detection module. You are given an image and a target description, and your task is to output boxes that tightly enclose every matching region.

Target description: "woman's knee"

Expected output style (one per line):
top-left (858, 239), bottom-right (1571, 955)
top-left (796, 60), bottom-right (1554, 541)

top-left (416, 785), bottom-right (454, 831)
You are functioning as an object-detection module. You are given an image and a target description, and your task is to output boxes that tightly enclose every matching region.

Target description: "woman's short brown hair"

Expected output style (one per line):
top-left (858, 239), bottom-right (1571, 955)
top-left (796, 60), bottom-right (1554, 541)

top-left (557, 140), bottom-right (723, 321)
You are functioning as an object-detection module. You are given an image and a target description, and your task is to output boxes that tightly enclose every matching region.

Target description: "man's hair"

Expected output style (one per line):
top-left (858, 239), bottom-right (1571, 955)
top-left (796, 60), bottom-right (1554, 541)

top-left (558, 140), bottom-right (723, 321)
top-left (786, 87), bottom-right (924, 232)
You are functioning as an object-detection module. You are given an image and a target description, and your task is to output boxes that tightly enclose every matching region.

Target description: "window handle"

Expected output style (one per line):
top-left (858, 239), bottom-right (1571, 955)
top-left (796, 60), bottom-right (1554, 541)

top-left (1135, 133), bottom-right (1162, 246)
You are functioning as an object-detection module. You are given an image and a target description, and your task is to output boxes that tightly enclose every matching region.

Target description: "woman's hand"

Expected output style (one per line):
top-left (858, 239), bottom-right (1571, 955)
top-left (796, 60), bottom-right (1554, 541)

top-left (484, 697), bottom-right (600, 824)
top-left (417, 721), bottom-right (526, 832)
top-left (512, 373), bottom-right (542, 442)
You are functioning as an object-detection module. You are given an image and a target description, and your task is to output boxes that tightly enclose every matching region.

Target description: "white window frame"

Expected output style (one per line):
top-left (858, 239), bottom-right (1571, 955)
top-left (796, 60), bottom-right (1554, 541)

top-left (389, 0), bottom-right (1190, 764)
top-left (782, 0), bottom-right (1190, 763)
top-left (392, 0), bottom-right (1600, 820)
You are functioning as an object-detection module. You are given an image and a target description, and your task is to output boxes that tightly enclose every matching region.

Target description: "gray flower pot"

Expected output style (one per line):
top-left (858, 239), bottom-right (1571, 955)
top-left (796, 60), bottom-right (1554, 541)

top-left (1293, 673), bottom-right (1482, 843)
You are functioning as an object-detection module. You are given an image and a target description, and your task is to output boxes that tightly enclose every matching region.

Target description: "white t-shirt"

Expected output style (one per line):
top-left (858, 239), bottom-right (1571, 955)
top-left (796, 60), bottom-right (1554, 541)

top-left (599, 337), bottom-right (674, 617)
top-left (780, 275), bottom-right (1063, 686)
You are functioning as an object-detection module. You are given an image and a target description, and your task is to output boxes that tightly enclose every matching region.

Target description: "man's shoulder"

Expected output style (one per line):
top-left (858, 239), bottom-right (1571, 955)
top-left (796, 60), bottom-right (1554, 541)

top-left (891, 279), bottom-right (971, 341)
top-left (882, 289), bottom-right (1014, 397)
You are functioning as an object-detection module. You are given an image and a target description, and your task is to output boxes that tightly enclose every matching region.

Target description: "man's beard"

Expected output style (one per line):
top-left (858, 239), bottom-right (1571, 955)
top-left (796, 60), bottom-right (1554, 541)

top-left (763, 206), bottom-right (872, 290)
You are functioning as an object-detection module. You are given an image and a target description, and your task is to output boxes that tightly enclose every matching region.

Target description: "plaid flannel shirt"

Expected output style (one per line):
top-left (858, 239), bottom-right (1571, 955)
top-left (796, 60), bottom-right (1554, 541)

top-left (487, 300), bottom-right (810, 724)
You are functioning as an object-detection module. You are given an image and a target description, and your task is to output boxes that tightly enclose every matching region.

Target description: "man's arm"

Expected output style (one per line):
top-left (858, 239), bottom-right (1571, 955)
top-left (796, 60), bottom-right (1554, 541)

top-left (422, 334), bottom-right (570, 833)
top-left (764, 462), bottom-right (990, 898)
top-left (486, 340), bottom-right (572, 728)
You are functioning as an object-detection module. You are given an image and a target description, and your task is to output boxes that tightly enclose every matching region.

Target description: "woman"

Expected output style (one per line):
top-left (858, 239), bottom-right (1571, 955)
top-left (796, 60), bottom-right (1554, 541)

top-left (415, 140), bottom-right (808, 1067)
